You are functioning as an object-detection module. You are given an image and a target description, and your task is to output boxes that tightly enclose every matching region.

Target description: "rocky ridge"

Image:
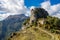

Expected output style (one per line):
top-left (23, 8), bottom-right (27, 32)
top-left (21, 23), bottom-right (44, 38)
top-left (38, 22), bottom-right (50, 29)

top-left (8, 8), bottom-right (60, 40)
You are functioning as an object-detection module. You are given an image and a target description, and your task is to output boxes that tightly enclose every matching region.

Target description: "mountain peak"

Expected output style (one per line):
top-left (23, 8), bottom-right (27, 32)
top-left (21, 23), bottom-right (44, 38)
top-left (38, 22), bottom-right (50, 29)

top-left (30, 8), bottom-right (49, 24)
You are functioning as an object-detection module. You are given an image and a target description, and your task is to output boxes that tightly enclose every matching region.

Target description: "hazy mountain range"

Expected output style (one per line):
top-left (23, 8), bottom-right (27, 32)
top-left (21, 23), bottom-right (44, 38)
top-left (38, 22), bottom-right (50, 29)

top-left (0, 14), bottom-right (28, 40)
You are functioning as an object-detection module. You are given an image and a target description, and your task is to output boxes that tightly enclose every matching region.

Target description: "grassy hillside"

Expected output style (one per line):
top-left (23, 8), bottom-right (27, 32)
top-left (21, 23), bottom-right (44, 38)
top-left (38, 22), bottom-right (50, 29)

top-left (8, 26), bottom-right (51, 40)
top-left (7, 16), bottom-right (60, 40)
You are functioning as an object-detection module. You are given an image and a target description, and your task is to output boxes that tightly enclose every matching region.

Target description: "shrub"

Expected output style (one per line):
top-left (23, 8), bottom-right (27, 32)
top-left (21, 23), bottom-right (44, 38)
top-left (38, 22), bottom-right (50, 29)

top-left (44, 16), bottom-right (60, 33)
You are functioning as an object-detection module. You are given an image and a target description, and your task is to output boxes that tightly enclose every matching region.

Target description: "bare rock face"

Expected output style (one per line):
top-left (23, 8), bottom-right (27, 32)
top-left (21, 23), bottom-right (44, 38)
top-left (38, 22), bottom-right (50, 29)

top-left (30, 8), bottom-right (49, 23)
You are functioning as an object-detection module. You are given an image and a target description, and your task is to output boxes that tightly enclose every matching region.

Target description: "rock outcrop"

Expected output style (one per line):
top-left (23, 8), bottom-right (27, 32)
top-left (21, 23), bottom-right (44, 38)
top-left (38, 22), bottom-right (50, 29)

top-left (30, 8), bottom-right (49, 24)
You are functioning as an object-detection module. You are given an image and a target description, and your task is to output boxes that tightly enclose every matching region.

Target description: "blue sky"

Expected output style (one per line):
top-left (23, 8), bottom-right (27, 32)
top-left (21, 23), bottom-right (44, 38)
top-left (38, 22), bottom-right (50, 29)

top-left (24, 0), bottom-right (60, 7)
top-left (0, 0), bottom-right (60, 21)
top-left (24, 0), bottom-right (44, 7)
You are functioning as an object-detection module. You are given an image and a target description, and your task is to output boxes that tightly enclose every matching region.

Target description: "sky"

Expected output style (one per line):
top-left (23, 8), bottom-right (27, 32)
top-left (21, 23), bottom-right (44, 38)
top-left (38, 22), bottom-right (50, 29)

top-left (24, 0), bottom-right (60, 7)
top-left (0, 0), bottom-right (60, 21)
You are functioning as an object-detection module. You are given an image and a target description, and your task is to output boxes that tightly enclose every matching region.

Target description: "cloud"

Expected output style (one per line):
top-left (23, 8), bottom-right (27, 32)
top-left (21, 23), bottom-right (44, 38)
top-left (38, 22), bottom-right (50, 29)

top-left (41, 1), bottom-right (51, 10)
top-left (41, 1), bottom-right (60, 18)
top-left (30, 6), bottom-right (35, 10)
top-left (0, 0), bottom-right (60, 21)
top-left (0, 13), bottom-right (10, 21)
top-left (0, 0), bottom-right (29, 20)
top-left (25, 6), bottom-right (35, 16)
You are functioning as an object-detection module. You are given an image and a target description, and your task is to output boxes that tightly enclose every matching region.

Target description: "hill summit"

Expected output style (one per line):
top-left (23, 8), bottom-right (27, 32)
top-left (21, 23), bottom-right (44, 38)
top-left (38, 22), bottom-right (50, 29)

top-left (30, 8), bottom-right (49, 24)
top-left (7, 8), bottom-right (60, 40)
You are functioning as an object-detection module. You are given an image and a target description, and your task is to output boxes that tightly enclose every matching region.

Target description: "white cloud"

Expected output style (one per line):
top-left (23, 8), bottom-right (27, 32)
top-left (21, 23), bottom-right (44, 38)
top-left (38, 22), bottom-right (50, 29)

top-left (24, 6), bottom-right (36, 16)
top-left (41, 1), bottom-right (51, 10)
top-left (0, 0), bottom-right (28, 20)
top-left (30, 6), bottom-right (35, 10)
top-left (0, 0), bottom-right (60, 21)
top-left (52, 11), bottom-right (60, 18)
top-left (0, 0), bottom-right (27, 14)
top-left (0, 13), bottom-right (10, 21)
top-left (41, 1), bottom-right (60, 18)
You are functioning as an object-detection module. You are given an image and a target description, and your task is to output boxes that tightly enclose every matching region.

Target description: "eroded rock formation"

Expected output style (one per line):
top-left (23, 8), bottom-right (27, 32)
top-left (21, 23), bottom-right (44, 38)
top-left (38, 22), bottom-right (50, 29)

top-left (30, 8), bottom-right (49, 24)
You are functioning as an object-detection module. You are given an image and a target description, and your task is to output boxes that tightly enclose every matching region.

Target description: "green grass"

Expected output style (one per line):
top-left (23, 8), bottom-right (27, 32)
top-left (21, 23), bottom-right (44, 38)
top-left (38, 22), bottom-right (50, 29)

top-left (8, 26), bottom-right (51, 40)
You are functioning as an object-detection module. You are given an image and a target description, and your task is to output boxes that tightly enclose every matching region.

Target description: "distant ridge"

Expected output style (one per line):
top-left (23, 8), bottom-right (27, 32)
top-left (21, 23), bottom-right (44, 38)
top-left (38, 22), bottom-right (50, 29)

top-left (0, 14), bottom-right (28, 40)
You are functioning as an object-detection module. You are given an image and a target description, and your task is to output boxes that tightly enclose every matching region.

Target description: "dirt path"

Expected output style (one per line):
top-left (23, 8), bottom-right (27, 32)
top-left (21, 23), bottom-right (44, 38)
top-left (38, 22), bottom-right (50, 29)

top-left (36, 27), bottom-right (55, 40)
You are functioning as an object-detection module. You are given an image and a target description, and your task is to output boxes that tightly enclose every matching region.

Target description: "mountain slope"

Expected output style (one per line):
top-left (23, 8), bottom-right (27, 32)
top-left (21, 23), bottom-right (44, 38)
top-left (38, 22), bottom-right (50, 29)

top-left (8, 16), bottom-right (60, 40)
top-left (8, 8), bottom-right (60, 40)
top-left (8, 27), bottom-right (51, 40)
top-left (0, 14), bottom-right (28, 40)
